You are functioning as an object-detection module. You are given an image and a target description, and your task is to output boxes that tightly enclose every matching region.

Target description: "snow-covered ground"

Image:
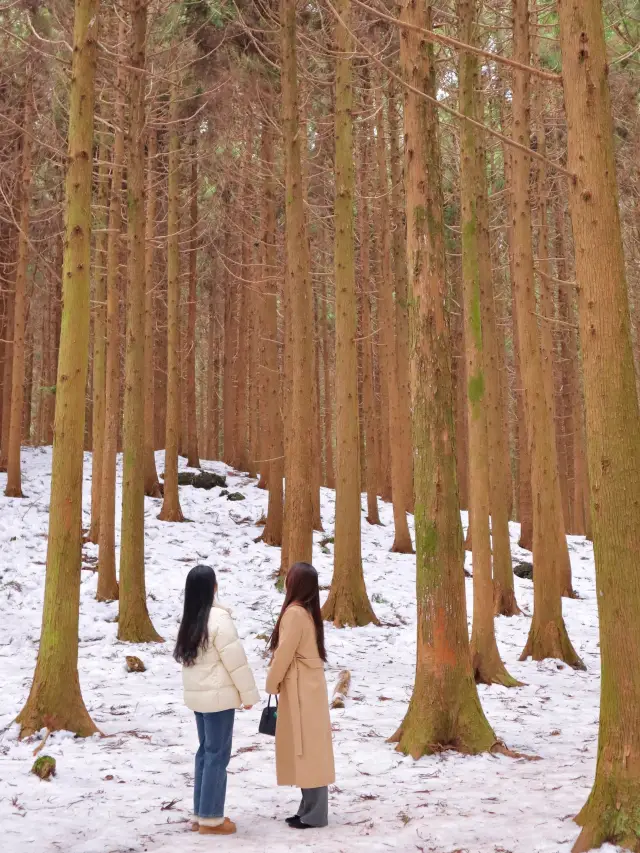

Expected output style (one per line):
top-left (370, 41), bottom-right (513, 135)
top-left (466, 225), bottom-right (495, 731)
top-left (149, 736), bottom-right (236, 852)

top-left (0, 448), bottom-right (619, 853)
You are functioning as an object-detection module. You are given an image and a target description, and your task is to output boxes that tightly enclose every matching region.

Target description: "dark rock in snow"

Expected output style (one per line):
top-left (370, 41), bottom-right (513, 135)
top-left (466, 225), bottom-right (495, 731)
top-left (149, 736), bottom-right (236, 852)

top-left (160, 470), bottom-right (227, 489)
top-left (192, 471), bottom-right (227, 490)
top-left (227, 492), bottom-right (245, 502)
top-left (513, 561), bottom-right (534, 580)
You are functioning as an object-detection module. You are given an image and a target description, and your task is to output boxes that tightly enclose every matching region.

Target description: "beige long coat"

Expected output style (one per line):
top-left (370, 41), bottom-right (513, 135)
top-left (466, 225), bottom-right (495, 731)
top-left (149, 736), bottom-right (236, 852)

top-left (265, 605), bottom-right (335, 788)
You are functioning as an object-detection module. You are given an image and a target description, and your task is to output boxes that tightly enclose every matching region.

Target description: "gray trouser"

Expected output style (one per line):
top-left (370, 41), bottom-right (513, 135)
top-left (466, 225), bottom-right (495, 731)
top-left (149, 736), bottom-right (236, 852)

top-left (297, 786), bottom-right (329, 827)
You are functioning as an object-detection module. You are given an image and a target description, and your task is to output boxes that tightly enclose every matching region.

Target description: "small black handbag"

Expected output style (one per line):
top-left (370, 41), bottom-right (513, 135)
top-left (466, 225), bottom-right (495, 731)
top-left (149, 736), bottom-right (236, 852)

top-left (259, 695), bottom-right (278, 736)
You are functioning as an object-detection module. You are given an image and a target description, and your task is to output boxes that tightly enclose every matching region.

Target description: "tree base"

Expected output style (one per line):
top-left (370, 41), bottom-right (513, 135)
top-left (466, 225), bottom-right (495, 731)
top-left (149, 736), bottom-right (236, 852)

top-left (322, 586), bottom-right (379, 628)
top-left (572, 775), bottom-right (640, 853)
top-left (365, 514), bottom-right (382, 526)
top-left (261, 529), bottom-right (282, 547)
top-left (96, 573), bottom-right (119, 602)
top-left (390, 694), bottom-right (497, 759)
top-left (518, 529), bottom-right (533, 551)
top-left (144, 482), bottom-right (162, 499)
top-left (520, 617), bottom-right (585, 670)
top-left (17, 685), bottom-right (99, 739)
top-left (117, 619), bottom-right (163, 644)
top-left (96, 585), bottom-right (119, 603)
top-left (471, 646), bottom-right (523, 687)
top-left (391, 537), bottom-right (414, 555)
top-left (493, 583), bottom-right (522, 617)
top-left (4, 485), bottom-right (25, 498)
top-left (561, 585), bottom-right (579, 600)
top-left (158, 505), bottom-right (185, 522)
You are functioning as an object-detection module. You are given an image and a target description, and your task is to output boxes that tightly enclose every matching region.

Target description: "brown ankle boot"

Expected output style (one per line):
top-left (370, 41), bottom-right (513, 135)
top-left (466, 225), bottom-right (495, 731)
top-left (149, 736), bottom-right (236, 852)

top-left (199, 818), bottom-right (237, 835)
top-left (191, 822), bottom-right (199, 832)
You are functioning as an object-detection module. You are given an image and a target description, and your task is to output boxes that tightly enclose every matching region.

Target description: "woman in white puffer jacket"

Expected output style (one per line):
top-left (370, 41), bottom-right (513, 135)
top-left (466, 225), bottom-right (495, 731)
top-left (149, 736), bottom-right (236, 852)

top-left (175, 565), bottom-right (260, 836)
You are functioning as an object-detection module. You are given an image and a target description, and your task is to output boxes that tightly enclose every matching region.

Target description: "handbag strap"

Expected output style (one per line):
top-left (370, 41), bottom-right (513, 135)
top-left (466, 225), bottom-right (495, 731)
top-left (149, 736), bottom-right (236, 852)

top-left (267, 694), bottom-right (279, 709)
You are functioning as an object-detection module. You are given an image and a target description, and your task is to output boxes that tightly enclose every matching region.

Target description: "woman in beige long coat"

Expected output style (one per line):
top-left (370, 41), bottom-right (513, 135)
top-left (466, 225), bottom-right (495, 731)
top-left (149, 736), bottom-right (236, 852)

top-left (266, 562), bottom-right (335, 829)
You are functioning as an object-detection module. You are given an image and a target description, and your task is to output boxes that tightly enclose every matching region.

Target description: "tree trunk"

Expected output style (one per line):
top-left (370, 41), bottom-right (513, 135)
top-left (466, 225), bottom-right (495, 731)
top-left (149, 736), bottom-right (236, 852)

top-left (375, 89), bottom-right (413, 553)
top-left (479, 150), bottom-right (519, 617)
top-left (279, 0), bottom-right (314, 571)
top-left (532, 87), bottom-right (574, 597)
top-left (511, 0), bottom-right (582, 666)
top-left (388, 81), bottom-right (413, 515)
top-left (16, 0), bottom-right (100, 738)
top-left (97, 15), bottom-right (127, 602)
top-left (260, 112), bottom-right (284, 547)
top-left (323, 0), bottom-right (377, 627)
top-left (358, 117), bottom-right (381, 526)
top-left (0, 263), bottom-right (13, 471)
top-left (186, 133), bottom-right (200, 469)
top-left (392, 0), bottom-right (497, 757)
top-left (321, 266), bottom-right (335, 489)
top-left (458, 0), bottom-right (519, 683)
top-left (88, 143), bottom-right (109, 541)
top-left (222, 211), bottom-right (236, 466)
top-left (159, 63), bottom-right (185, 523)
top-left (118, 0), bottom-right (162, 643)
top-left (143, 129), bottom-right (161, 496)
top-left (23, 308), bottom-right (33, 445)
top-left (5, 73), bottom-right (34, 498)
top-left (555, 3), bottom-right (640, 849)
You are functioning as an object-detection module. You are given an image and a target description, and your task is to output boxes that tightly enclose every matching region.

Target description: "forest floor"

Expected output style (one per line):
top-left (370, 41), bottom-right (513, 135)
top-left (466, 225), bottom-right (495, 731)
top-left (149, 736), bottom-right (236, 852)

top-left (0, 448), bottom-right (622, 853)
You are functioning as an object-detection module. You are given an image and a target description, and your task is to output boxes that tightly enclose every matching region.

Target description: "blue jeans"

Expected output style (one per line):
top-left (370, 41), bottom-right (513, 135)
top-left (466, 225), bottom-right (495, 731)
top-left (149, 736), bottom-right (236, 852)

top-left (193, 709), bottom-right (235, 819)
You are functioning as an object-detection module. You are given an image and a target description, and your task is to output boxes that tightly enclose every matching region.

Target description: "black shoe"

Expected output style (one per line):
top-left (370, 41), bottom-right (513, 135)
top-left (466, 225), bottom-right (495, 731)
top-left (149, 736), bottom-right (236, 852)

top-left (288, 817), bottom-right (313, 830)
top-left (285, 816), bottom-right (299, 825)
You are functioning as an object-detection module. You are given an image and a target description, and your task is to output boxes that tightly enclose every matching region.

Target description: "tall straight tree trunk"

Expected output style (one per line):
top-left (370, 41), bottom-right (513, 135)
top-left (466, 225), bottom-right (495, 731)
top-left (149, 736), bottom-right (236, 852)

top-left (222, 212), bottom-right (236, 465)
top-left (358, 120), bottom-right (380, 526)
top-left (533, 97), bottom-right (575, 607)
top-left (511, 0), bottom-right (582, 666)
top-left (373, 111), bottom-right (392, 507)
top-left (186, 132), bottom-right (199, 468)
top-left (556, 3), bottom-right (640, 849)
top-left (458, 0), bottom-right (519, 683)
top-left (206, 281), bottom-right (215, 459)
top-left (234, 155), bottom-right (251, 473)
top-left (375, 89), bottom-right (412, 552)
top-left (159, 62), bottom-right (184, 523)
top-left (480, 170), bottom-right (519, 616)
top-left (388, 81), bottom-right (413, 514)
top-left (279, 0), bottom-right (314, 571)
top-left (321, 268), bottom-right (335, 489)
top-left (5, 72), bottom-right (34, 498)
top-left (88, 143), bottom-right (109, 541)
top-left (97, 16), bottom-right (127, 602)
top-left (143, 129), bottom-right (161, 496)
top-left (23, 310), bottom-right (33, 444)
top-left (260, 113), bottom-right (284, 547)
top-left (392, 0), bottom-right (497, 757)
top-left (0, 257), bottom-right (13, 470)
top-left (16, 0), bottom-right (100, 737)
top-left (118, 0), bottom-right (162, 643)
top-left (323, 0), bottom-right (377, 627)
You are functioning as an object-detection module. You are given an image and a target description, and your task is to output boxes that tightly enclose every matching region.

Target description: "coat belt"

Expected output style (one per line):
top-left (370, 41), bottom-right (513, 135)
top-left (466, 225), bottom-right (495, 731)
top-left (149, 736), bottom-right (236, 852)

top-left (287, 656), bottom-right (324, 758)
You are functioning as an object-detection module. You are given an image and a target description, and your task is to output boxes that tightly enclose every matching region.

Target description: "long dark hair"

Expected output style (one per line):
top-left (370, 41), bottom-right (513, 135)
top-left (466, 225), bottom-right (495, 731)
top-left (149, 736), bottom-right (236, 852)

top-left (174, 565), bottom-right (217, 666)
top-left (269, 562), bottom-right (326, 662)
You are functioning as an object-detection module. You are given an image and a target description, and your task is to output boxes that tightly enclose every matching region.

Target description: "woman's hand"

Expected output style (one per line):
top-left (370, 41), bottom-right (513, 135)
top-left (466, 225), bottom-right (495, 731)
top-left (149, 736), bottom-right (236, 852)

top-left (242, 704), bottom-right (254, 711)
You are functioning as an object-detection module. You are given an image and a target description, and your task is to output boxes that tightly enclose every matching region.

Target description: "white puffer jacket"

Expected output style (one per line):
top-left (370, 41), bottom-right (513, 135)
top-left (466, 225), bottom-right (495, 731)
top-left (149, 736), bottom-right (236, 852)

top-left (182, 601), bottom-right (260, 713)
